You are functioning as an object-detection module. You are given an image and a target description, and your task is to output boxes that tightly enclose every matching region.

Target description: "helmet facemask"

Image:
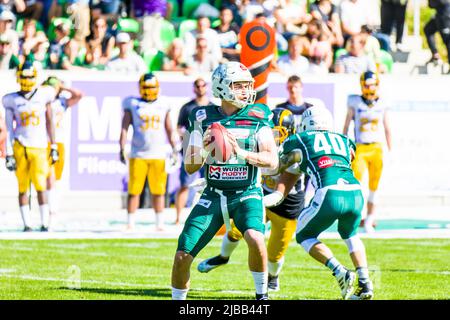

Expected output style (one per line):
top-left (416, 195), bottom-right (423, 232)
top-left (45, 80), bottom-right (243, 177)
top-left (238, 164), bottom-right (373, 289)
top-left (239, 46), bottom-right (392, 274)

top-left (229, 80), bottom-right (256, 109)
top-left (139, 74), bottom-right (159, 102)
top-left (360, 72), bottom-right (379, 103)
top-left (17, 67), bottom-right (37, 92)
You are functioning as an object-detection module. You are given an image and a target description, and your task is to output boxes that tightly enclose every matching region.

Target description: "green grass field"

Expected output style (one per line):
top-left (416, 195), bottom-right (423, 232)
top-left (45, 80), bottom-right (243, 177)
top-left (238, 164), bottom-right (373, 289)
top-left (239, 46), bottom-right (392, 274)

top-left (0, 238), bottom-right (448, 300)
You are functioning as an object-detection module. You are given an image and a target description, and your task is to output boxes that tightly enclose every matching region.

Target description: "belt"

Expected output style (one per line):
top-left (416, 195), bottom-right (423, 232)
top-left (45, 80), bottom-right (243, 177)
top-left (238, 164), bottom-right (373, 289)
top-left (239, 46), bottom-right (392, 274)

top-left (206, 186), bottom-right (245, 194)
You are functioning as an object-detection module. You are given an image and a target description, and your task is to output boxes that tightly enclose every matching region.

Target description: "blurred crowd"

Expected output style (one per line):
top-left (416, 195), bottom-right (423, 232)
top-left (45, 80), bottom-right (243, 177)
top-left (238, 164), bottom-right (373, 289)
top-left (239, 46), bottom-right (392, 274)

top-left (1, 0), bottom-right (446, 76)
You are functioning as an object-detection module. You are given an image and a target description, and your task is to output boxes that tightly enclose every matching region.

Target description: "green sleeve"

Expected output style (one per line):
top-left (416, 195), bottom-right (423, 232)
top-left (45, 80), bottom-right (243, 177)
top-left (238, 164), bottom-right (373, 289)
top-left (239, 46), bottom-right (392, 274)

top-left (9, 55), bottom-right (20, 69)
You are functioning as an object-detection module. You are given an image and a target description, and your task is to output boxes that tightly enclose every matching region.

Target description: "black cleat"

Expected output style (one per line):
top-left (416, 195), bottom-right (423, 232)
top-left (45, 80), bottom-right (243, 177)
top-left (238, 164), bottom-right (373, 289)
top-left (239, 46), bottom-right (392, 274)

top-left (255, 293), bottom-right (269, 300)
top-left (268, 274), bottom-right (280, 292)
top-left (40, 226), bottom-right (49, 232)
top-left (197, 255), bottom-right (229, 273)
top-left (23, 226), bottom-right (33, 232)
top-left (350, 280), bottom-right (374, 300)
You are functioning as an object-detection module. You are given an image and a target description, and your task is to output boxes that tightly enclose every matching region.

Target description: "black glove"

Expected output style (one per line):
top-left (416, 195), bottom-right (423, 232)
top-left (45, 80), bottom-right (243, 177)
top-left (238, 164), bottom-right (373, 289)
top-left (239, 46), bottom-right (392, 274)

top-left (119, 149), bottom-right (126, 164)
top-left (49, 145), bottom-right (59, 165)
top-left (5, 155), bottom-right (16, 171)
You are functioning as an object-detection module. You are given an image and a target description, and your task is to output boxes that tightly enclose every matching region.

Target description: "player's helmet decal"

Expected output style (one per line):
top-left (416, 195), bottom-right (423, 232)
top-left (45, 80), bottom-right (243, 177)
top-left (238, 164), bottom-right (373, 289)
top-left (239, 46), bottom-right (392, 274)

top-left (139, 72), bottom-right (159, 102)
top-left (360, 71), bottom-right (379, 102)
top-left (300, 106), bottom-right (334, 132)
top-left (17, 61), bottom-right (37, 92)
top-left (272, 108), bottom-right (296, 145)
top-left (212, 62), bottom-right (256, 109)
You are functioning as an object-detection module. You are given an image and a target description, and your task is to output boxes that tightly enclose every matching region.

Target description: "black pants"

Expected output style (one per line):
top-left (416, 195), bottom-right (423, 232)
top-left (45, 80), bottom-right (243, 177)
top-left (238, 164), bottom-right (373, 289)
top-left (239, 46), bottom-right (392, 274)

top-left (380, 1), bottom-right (408, 44)
top-left (424, 16), bottom-right (450, 64)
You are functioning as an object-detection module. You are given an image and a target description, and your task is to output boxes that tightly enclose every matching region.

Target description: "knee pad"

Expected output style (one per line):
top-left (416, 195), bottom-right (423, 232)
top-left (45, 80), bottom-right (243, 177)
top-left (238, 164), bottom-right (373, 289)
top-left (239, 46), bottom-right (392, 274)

top-left (300, 238), bottom-right (320, 253)
top-left (368, 191), bottom-right (377, 204)
top-left (344, 236), bottom-right (365, 254)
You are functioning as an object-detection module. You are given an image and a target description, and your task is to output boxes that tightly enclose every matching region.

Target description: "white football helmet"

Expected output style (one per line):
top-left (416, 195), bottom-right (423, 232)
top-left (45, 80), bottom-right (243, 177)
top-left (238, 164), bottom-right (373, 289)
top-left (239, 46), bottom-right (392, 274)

top-left (212, 62), bottom-right (256, 109)
top-left (300, 106), bottom-right (334, 131)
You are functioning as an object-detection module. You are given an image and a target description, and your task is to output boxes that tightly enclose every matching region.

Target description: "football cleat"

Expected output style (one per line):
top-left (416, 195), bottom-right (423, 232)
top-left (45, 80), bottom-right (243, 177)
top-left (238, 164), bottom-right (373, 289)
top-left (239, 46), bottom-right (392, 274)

top-left (23, 226), bottom-right (32, 232)
top-left (268, 274), bottom-right (280, 292)
top-left (197, 255), bottom-right (229, 273)
top-left (255, 293), bottom-right (269, 300)
top-left (40, 226), bottom-right (49, 232)
top-left (350, 280), bottom-right (374, 300)
top-left (334, 269), bottom-right (356, 300)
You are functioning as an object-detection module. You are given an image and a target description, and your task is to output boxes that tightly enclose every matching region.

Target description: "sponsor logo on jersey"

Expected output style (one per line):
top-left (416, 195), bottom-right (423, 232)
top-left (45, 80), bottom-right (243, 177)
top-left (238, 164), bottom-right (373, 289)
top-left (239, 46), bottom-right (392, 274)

top-left (195, 109), bottom-right (207, 122)
top-left (318, 156), bottom-right (334, 169)
top-left (197, 198), bottom-right (212, 208)
top-left (248, 107), bottom-right (264, 119)
top-left (208, 166), bottom-right (249, 180)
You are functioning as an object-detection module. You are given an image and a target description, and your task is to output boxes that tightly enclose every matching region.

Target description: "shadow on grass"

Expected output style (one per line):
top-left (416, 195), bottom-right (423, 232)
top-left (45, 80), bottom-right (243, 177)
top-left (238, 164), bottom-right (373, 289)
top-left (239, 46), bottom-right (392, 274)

top-left (58, 287), bottom-right (251, 300)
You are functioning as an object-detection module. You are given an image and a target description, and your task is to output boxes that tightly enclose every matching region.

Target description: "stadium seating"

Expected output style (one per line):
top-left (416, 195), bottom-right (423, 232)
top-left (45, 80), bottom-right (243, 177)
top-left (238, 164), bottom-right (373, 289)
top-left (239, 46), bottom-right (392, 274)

top-left (143, 48), bottom-right (164, 72)
top-left (117, 17), bottom-right (140, 34)
top-left (178, 19), bottom-right (197, 38)
top-left (182, 0), bottom-right (209, 18)
top-left (160, 19), bottom-right (177, 52)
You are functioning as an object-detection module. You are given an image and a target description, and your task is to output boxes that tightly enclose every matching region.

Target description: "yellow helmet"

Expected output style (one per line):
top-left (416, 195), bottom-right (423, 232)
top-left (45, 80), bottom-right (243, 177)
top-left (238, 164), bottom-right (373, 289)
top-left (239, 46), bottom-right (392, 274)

top-left (271, 108), bottom-right (296, 145)
top-left (139, 72), bottom-right (159, 102)
top-left (360, 71), bottom-right (379, 102)
top-left (17, 61), bottom-right (37, 92)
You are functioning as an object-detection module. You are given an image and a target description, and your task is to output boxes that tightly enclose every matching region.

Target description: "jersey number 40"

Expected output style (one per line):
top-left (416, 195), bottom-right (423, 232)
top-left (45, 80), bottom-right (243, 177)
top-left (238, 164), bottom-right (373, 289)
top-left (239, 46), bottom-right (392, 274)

top-left (313, 133), bottom-right (348, 157)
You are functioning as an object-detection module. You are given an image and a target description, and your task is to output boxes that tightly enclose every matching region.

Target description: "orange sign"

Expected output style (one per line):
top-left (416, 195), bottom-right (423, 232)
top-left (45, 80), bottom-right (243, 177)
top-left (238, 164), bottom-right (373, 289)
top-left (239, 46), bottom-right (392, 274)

top-left (240, 19), bottom-right (276, 104)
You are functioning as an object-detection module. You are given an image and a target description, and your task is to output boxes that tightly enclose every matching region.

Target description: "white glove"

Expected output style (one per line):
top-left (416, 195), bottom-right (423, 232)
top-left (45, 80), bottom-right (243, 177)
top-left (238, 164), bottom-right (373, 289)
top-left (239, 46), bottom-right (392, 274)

top-left (263, 191), bottom-right (284, 208)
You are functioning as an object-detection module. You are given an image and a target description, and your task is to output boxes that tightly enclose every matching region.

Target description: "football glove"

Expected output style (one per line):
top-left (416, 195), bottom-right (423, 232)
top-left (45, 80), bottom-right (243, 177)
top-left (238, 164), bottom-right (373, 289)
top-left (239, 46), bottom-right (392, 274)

top-left (119, 149), bottom-right (126, 164)
top-left (263, 191), bottom-right (284, 208)
top-left (5, 155), bottom-right (16, 171)
top-left (49, 144), bottom-right (59, 164)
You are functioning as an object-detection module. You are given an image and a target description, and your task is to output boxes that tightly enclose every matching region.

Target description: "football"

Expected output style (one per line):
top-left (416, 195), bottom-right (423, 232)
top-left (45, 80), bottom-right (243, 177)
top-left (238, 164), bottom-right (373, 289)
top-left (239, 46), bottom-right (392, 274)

top-left (208, 122), bottom-right (233, 162)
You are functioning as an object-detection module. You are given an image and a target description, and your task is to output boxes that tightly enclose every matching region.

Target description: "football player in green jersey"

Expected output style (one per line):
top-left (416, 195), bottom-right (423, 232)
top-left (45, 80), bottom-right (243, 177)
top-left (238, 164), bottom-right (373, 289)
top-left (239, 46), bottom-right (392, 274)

top-left (278, 106), bottom-right (374, 300)
top-left (171, 62), bottom-right (279, 300)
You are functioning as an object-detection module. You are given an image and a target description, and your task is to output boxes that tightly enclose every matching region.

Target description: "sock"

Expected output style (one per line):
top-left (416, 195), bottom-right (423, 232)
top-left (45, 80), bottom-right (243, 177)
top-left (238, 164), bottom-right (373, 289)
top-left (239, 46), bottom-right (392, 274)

top-left (356, 267), bottom-right (370, 282)
top-left (47, 188), bottom-right (57, 214)
top-left (127, 213), bottom-right (135, 227)
top-left (172, 287), bottom-right (188, 300)
top-left (326, 257), bottom-right (347, 276)
top-left (251, 271), bottom-right (268, 295)
top-left (20, 205), bottom-right (31, 228)
top-left (155, 212), bottom-right (164, 229)
top-left (39, 204), bottom-right (50, 228)
top-left (220, 235), bottom-right (239, 259)
top-left (365, 214), bottom-right (375, 227)
top-left (268, 256), bottom-right (284, 277)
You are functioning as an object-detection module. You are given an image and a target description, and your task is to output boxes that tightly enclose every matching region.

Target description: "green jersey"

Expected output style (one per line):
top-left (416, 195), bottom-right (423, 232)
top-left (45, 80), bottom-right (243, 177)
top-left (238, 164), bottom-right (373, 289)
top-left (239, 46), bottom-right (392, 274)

top-left (188, 103), bottom-right (273, 190)
top-left (281, 130), bottom-right (359, 189)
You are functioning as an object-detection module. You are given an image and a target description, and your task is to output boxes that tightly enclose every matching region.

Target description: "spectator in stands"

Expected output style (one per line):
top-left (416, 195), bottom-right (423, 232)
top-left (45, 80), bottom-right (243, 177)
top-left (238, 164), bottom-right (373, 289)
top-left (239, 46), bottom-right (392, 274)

top-left (162, 37), bottom-right (192, 74)
top-left (273, 0), bottom-right (311, 41)
top-left (174, 78), bottom-right (210, 225)
top-left (91, 0), bottom-right (121, 22)
top-left (424, 0), bottom-right (450, 67)
top-left (183, 15), bottom-right (222, 63)
top-left (339, 0), bottom-right (369, 40)
top-left (309, 0), bottom-right (344, 48)
top-left (0, 33), bottom-right (19, 69)
top-left (47, 20), bottom-right (77, 69)
top-left (0, 10), bottom-right (18, 55)
top-left (221, 0), bottom-right (243, 26)
top-left (18, 18), bottom-right (48, 67)
top-left (360, 24), bottom-right (387, 73)
top-left (380, 0), bottom-right (408, 51)
top-left (85, 16), bottom-right (115, 66)
top-left (334, 34), bottom-right (376, 74)
top-left (185, 36), bottom-right (219, 75)
top-left (276, 35), bottom-right (310, 77)
top-left (305, 18), bottom-right (333, 73)
top-left (66, 0), bottom-right (91, 45)
top-left (0, 0), bottom-right (25, 13)
top-left (106, 32), bottom-right (148, 73)
top-left (132, 0), bottom-right (170, 54)
top-left (214, 6), bottom-right (240, 62)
